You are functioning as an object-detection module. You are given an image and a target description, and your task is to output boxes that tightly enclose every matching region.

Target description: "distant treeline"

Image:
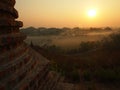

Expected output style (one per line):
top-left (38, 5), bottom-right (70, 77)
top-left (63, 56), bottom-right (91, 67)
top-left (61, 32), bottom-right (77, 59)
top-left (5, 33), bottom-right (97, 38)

top-left (20, 27), bottom-right (64, 36)
top-left (20, 26), bottom-right (113, 36)
top-left (40, 32), bottom-right (120, 55)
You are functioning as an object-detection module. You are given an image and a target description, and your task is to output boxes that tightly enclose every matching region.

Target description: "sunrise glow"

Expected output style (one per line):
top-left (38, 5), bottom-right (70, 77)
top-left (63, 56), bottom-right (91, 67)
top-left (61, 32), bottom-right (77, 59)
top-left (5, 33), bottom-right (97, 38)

top-left (88, 9), bottom-right (97, 18)
top-left (15, 0), bottom-right (120, 28)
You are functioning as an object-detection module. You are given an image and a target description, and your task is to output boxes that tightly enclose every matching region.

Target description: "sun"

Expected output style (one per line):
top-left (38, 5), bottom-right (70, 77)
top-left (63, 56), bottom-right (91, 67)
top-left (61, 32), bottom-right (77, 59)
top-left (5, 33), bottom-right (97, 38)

top-left (88, 9), bottom-right (97, 18)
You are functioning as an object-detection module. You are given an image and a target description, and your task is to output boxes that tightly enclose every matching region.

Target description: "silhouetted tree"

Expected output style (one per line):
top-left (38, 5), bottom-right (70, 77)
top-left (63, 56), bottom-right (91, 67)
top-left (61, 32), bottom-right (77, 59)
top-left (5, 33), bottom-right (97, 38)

top-left (104, 27), bottom-right (112, 30)
top-left (30, 41), bottom-right (34, 47)
top-left (73, 27), bottom-right (80, 31)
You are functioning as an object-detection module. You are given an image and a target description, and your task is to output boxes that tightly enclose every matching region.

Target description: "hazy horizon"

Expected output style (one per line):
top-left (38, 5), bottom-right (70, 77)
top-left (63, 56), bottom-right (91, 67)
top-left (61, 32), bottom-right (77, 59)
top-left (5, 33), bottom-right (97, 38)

top-left (16, 0), bottom-right (120, 28)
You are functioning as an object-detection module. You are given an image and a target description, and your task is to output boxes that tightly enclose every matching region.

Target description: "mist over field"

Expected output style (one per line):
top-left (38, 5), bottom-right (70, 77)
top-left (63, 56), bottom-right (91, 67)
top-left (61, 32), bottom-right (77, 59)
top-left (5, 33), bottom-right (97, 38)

top-left (21, 27), bottom-right (120, 50)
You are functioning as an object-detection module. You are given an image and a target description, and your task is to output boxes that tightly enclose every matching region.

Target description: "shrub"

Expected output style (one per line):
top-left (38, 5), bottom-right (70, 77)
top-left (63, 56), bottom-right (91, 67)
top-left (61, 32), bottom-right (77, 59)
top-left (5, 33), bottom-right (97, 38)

top-left (102, 33), bottom-right (120, 50)
top-left (83, 70), bottom-right (92, 81)
top-left (95, 68), bottom-right (119, 83)
top-left (78, 41), bottom-right (97, 53)
top-left (69, 69), bottom-right (80, 83)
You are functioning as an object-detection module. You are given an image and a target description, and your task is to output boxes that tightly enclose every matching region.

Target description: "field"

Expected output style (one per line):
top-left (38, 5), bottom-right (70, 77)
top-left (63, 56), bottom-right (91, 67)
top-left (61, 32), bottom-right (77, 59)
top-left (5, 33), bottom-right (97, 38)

top-left (30, 31), bottom-right (120, 90)
top-left (24, 28), bottom-right (119, 50)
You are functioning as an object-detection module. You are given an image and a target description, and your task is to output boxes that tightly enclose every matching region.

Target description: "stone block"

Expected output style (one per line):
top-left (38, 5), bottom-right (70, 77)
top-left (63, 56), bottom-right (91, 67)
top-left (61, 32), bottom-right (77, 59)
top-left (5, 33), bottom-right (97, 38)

top-left (0, 19), bottom-right (23, 27)
top-left (0, 0), bottom-right (16, 6)
top-left (0, 2), bottom-right (18, 18)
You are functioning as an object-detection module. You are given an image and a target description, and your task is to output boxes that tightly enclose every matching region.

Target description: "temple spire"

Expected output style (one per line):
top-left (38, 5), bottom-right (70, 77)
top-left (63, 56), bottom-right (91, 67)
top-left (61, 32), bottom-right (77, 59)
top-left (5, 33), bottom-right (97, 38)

top-left (0, 0), bottom-right (26, 50)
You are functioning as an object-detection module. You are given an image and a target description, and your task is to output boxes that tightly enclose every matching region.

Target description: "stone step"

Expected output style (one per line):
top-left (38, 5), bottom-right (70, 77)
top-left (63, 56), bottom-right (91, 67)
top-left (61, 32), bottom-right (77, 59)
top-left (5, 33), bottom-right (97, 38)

top-left (0, 51), bottom-right (34, 85)
top-left (0, 44), bottom-right (28, 65)
top-left (0, 47), bottom-right (29, 70)
top-left (44, 72), bottom-right (61, 90)
top-left (55, 83), bottom-right (76, 90)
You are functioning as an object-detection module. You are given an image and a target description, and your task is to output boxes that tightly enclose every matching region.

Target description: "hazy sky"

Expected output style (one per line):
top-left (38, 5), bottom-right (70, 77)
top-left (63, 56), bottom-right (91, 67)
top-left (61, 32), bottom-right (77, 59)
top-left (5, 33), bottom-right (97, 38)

top-left (15, 0), bottom-right (120, 28)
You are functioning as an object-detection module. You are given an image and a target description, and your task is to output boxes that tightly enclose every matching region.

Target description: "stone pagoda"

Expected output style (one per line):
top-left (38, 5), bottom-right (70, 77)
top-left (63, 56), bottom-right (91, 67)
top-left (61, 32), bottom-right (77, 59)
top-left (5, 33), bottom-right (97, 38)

top-left (0, 0), bottom-right (76, 90)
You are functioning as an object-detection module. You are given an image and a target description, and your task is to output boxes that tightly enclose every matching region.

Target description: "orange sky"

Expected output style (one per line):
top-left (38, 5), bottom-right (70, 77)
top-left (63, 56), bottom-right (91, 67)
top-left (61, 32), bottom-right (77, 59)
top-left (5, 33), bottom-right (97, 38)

top-left (15, 0), bottom-right (120, 28)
